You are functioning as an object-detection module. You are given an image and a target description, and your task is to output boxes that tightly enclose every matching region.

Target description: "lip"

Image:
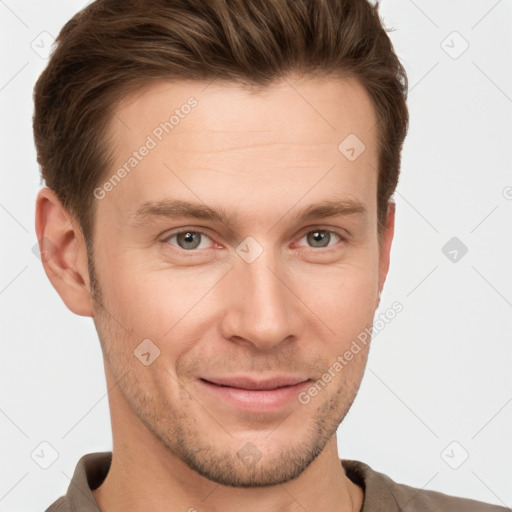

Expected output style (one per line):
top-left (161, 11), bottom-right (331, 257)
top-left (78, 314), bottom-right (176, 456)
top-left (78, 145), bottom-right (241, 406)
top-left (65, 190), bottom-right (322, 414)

top-left (202, 375), bottom-right (308, 390)
top-left (198, 375), bottom-right (310, 412)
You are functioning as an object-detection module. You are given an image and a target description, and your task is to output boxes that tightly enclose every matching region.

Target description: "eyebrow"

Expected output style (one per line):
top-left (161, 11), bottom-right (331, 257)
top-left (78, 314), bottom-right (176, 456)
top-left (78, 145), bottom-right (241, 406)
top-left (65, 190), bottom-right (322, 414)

top-left (131, 198), bottom-right (367, 229)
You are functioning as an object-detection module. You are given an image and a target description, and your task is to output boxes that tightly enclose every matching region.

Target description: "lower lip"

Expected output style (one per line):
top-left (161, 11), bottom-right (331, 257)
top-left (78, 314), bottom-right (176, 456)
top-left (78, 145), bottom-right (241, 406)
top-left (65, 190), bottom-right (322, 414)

top-left (199, 379), bottom-right (310, 412)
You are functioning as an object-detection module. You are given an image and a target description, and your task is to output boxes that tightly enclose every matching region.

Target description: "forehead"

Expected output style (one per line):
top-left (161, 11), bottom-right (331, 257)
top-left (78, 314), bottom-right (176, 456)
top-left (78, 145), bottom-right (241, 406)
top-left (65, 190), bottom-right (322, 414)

top-left (100, 76), bottom-right (379, 225)
top-left (111, 76), bottom-right (377, 147)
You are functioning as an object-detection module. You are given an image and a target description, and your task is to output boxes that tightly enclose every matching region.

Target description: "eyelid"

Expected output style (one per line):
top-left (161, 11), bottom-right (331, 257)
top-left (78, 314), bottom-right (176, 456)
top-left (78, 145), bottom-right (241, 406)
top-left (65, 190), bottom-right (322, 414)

top-left (161, 224), bottom-right (348, 253)
top-left (293, 227), bottom-right (346, 249)
top-left (162, 228), bottom-right (216, 250)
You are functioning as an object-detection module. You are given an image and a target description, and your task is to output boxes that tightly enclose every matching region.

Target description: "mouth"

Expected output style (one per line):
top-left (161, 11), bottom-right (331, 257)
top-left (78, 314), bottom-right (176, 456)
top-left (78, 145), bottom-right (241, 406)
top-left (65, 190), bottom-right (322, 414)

top-left (198, 375), bottom-right (311, 412)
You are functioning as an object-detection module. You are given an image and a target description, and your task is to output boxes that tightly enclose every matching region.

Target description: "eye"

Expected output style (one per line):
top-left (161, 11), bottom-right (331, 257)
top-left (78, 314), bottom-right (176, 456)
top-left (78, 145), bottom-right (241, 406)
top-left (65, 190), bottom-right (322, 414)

top-left (297, 229), bottom-right (342, 249)
top-left (165, 230), bottom-right (213, 251)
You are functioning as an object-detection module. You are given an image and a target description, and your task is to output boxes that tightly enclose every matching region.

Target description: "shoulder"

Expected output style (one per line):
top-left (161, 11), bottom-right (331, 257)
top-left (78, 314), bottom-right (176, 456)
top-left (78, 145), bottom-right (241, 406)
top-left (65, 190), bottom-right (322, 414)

top-left (341, 459), bottom-right (510, 512)
top-left (43, 452), bottom-right (111, 511)
top-left (44, 496), bottom-right (70, 512)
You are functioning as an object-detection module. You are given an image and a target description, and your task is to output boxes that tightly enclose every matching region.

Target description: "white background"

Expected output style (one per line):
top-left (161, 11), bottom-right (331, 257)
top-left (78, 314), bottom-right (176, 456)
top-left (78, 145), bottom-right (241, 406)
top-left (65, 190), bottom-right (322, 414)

top-left (1, 0), bottom-right (511, 510)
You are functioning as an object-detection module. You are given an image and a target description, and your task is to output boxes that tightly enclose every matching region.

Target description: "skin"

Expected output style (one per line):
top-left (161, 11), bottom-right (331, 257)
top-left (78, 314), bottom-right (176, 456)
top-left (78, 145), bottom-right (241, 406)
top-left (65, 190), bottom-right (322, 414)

top-left (36, 75), bottom-right (395, 512)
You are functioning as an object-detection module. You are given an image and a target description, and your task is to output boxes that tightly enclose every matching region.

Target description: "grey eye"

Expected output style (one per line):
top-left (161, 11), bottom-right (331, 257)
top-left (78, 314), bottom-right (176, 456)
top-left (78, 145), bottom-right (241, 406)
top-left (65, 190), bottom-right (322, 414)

top-left (306, 230), bottom-right (332, 248)
top-left (176, 231), bottom-right (203, 250)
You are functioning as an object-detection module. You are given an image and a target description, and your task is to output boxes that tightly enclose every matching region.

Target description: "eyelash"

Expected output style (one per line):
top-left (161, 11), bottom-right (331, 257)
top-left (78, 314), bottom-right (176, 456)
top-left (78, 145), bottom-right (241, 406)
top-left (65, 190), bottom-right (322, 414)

top-left (162, 227), bottom-right (346, 254)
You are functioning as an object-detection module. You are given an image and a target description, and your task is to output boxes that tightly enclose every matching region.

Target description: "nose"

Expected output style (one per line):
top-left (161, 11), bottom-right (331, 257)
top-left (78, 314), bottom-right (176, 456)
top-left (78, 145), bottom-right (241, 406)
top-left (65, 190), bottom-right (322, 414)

top-left (219, 245), bottom-right (301, 351)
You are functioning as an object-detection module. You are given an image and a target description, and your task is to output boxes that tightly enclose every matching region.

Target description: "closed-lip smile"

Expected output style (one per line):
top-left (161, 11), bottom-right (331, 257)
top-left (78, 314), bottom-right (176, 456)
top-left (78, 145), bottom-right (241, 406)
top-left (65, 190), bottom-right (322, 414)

top-left (198, 375), bottom-right (311, 412)
top-left (200, 375), bottom-right (309, 390)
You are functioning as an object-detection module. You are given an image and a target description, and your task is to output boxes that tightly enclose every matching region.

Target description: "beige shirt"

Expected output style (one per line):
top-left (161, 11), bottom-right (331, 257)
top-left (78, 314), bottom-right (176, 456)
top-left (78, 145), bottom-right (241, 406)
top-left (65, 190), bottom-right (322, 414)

top-left (44, 452), bottom-right (509, 511)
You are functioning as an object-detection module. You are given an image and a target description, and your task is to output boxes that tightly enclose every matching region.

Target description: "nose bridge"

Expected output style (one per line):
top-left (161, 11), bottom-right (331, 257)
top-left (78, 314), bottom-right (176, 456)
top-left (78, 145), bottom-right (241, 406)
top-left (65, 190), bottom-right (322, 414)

top-left (222, 241), bottom-right (297, 350)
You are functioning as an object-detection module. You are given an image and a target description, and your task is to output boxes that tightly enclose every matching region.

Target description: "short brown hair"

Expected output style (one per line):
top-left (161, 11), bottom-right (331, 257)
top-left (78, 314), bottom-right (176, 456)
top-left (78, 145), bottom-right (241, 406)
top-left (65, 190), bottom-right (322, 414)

top-left (33, 0), bottom-right (408, 246)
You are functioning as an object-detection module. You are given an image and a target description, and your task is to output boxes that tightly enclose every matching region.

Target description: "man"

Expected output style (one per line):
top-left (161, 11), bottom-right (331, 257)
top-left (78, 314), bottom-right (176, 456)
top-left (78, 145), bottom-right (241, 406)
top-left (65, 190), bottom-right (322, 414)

top-left (33, 0), bottom-right (508, 511)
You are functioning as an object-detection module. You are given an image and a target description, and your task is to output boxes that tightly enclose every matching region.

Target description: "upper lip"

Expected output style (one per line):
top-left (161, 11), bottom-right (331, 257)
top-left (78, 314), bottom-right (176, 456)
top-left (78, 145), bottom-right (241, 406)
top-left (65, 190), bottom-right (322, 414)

top-left (201, 375), bottom-right (310, 390)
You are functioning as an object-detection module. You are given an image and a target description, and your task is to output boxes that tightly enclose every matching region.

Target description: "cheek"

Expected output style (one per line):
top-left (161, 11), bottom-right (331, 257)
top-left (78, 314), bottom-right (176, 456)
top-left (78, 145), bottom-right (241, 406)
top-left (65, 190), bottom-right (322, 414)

top-left (96, 253), bottom-right (226, 358)
top-left (291, 255), bottom-right (378, 328)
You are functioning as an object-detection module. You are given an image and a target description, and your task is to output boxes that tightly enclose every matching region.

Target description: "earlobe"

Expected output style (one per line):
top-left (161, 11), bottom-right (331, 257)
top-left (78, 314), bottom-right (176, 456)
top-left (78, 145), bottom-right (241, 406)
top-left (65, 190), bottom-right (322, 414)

top-left (35, 187), bottom-right (94, 317)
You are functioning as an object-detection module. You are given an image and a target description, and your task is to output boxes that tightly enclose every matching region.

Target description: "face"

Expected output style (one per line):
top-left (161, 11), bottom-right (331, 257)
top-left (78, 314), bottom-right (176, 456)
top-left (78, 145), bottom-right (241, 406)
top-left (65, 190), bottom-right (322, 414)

top-left (88, 76), bottom-right (391, 487)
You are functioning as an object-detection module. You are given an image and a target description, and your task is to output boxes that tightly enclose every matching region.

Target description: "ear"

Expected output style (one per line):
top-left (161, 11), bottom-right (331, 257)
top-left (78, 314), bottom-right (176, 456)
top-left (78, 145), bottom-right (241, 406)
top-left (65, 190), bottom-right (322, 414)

top-left (376, 201), bottom-right (395, 307)
top-left (34, 187), bottom-right (94, 317)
